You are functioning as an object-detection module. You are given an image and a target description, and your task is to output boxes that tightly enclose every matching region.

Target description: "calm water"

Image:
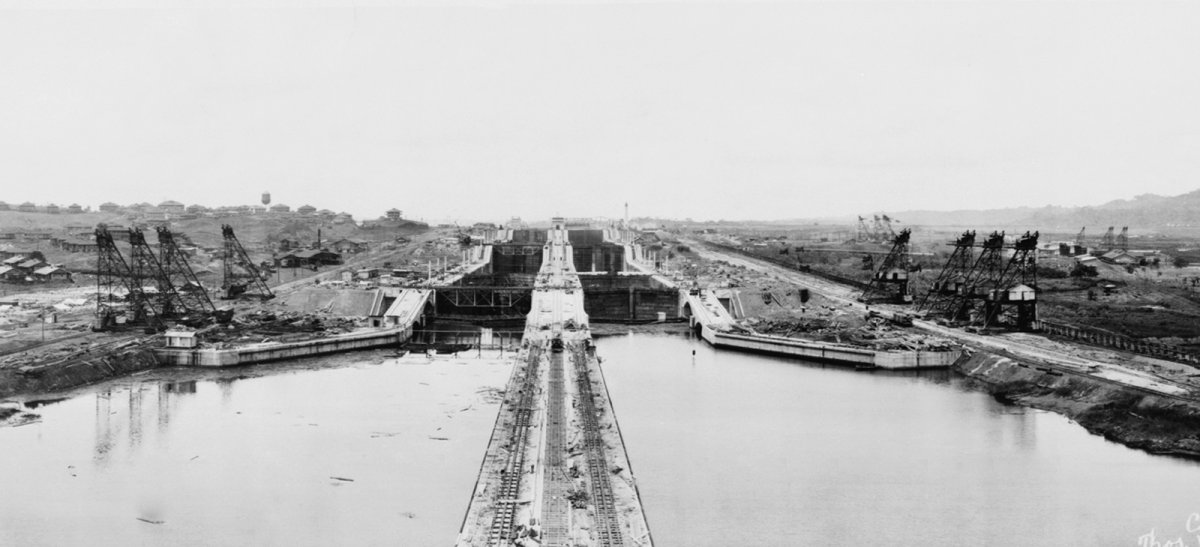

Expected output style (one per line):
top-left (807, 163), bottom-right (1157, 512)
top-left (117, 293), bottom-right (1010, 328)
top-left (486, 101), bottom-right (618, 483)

top-left (598, 333), bottom-right (1200, 547)
top-left (2, 335), bottom-right (1199, 546)
top-left (0, 352), bottom-right (513, 547)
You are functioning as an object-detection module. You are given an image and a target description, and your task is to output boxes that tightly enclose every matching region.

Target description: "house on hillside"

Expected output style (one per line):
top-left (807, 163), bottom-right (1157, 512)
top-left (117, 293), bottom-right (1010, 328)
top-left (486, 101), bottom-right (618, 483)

top-left (33, 265), bottom-right (71, 282)
top-left (1100, 250), bottom-right (1137, 265)
top-left (67, 203), bottom-right (84, 214)
top-left (278, 249), bottom-right (342, 268)
top-left (99, 202), bottom-right (121, 213)
top-left (270, 203), bottom-right (291, 214)
top-left (158, 200), bottom-right (186, 214)
top-left (331, 238), bottom-right (369, 254)
top-left (297, 205), bottom-right (316, 216)
top-left (17, 202), bottom-right (37, 213)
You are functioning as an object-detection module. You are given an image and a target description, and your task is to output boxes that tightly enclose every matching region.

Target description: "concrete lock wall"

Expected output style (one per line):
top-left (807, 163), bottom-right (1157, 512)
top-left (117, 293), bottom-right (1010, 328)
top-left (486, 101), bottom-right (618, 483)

top-left (571, 244), bottom-right (625, 273)
top-left (583, 288), bottom-right (680, 322)
top-left (580, 275), bottom-right (680, 322)
top-left (492, 246), bottom-right (544, 274)
top-left (155, 326), bottom-right (412, 367)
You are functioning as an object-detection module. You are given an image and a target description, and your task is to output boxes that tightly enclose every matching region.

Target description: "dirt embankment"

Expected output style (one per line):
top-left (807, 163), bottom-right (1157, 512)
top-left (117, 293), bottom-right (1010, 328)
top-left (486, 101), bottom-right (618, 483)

top-left (957, 351), bottom-right (1200, 459)
top-left (0, 347), bottom-right (158, 399)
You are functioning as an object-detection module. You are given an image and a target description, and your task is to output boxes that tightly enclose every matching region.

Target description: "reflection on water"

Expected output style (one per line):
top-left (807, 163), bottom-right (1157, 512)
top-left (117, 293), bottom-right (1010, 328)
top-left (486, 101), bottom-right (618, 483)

top-left (598, 333), bottom-right (1200, 547)
top-left (0, 351), bottom-right (513, 547)
top-left (91, 381), bottom-right (199, 466)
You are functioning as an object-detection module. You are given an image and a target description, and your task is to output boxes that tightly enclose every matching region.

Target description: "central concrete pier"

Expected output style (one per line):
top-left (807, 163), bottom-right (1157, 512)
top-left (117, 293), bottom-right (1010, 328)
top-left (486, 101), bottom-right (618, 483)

top-left (457, 221), bottom-right (653, 547)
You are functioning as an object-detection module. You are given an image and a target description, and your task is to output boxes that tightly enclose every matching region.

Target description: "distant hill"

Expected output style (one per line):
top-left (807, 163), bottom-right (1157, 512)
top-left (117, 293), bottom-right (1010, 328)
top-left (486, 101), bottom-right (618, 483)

top-left (895, 189), bottom-right (1200, 230)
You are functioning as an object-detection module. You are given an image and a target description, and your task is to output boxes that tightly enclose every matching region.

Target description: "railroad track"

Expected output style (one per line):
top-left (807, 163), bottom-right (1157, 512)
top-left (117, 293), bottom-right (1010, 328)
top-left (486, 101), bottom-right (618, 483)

top-left (541, 349), bottom-right (570, 546)
top-left (571, 347), bottom-right (624, 546)
top-left (486, 347), bottom-right (542, 547)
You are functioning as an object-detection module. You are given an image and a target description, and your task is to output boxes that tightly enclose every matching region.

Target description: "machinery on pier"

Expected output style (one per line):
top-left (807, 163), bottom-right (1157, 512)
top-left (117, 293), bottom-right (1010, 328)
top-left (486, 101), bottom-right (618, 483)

top-left (918, 230), bottom-right (976, 313)
top-left (920, 230), bottom-right (1040, 330)
top-left (156, 226), bottom-right (217, 315)
top-left (128, 228), bottom-right (193, 320)
top-left (221, 224), bottom-right (274, 300)
top-left (859, 228), bottom-right (914, 304)
top-left (95, 226), bottom-right (161, 330)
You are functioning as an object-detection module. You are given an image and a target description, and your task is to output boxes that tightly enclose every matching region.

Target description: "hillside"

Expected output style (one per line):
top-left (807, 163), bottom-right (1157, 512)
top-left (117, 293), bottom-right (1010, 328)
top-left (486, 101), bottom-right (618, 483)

top-left (895, 190), bottom-right (1200, 230)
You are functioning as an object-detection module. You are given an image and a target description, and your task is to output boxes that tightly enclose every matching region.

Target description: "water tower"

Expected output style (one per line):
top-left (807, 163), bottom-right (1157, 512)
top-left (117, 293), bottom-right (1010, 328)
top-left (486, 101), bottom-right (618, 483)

top-left (261, 191), bottom-right (271, 206)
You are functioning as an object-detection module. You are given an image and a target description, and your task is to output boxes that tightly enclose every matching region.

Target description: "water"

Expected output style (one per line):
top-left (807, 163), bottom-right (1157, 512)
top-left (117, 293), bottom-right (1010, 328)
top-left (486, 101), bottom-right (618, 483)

top-left (0, 352), bottom-right (513, 547)
top-left (597, 333), bottom-right (1200, 547)
top-left (2, 335), bottom-right (1199, 546)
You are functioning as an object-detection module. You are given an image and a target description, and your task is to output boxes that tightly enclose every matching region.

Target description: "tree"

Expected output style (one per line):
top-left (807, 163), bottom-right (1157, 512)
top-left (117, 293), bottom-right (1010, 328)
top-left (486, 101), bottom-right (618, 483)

top-left (1070, 263), bottom-right (1099, 278)
top-left (1173, 256), bottom-right (1190, 268)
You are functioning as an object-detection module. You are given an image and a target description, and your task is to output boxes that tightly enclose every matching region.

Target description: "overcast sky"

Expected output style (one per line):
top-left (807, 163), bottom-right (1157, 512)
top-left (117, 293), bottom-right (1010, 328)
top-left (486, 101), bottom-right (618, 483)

top-left (1, 0), bottom-right (1198, 224)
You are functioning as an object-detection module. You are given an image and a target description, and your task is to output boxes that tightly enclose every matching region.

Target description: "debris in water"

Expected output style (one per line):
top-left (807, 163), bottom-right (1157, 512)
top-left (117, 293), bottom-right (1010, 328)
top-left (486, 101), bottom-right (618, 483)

top-left (428, 436), bottom-right (450, 441)
top-left (330, 476), bottom-right (355, 482)
top-left (136, 517), bottom-right (164, 525)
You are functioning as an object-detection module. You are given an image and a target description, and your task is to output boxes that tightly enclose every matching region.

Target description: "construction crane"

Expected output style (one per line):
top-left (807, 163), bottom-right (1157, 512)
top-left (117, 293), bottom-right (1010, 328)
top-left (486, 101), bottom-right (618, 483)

top-left (1075, 227), bottom-right (1086, 247)
top-left (979, 231), bottom-right (1039, 330)
top-left (221, 224), bottom-right (274, 300)
top-left (1101, 226), bottom-right (1116, 250)
top-left (856, 216), bottom-right (874, 242)
top-left (859, 228), bottom-right (914, 304)
top-left (94, 226), bottom-right (161, 331)
top-left (1117, 226), bottom-right (1129, 251)
top-left (919, 230), bottom-right (976, 313)
top-left (938, 231), bottom-right (1006, 322)
top-left (128, 228), bottom-right (192, 319)
top-left (156, 226), bottom-right (216, 314)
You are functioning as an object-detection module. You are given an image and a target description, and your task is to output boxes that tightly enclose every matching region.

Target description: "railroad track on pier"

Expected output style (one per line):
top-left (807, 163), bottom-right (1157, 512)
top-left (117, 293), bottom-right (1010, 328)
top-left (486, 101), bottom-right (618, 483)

top-left (485, 347), bottom-right (542, 547)
top-left (541, 348), bottom-right (570, 546)
top-left (572, 348), bottom-right (624, 546)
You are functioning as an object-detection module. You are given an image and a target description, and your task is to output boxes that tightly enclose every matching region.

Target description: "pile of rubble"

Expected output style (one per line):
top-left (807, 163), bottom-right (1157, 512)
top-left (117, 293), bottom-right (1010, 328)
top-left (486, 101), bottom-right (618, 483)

top-left (200, 310), bottom-right (362, 346)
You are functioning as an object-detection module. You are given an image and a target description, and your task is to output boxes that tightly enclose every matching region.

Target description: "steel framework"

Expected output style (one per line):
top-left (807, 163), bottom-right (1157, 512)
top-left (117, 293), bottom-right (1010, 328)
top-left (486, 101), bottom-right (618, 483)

top-left (94, 227), bottom-right (160, 330)
top-left (128, 228), bottom-right (191, 319)
top-left (860, 229), bottom-right (914, 304)
top-left (156, 226), bottom-right (216, 314)
top-left (919, 230), bottom-right (976, 313)
top-left (221, 224), bottom-right (274, 299)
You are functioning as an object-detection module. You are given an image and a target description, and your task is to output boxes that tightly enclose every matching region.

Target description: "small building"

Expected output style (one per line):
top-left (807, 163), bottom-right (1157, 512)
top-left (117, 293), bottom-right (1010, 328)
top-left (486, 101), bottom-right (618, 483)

top-left (1005, 284), bottom-right (1036, 301)
top-left (270, 203), bottom-right (291, 214)
top-left (278, 249), bottom-right (342, 268)
top-left (317, 209), bottom-right (335, 219)
top-left (0, 266), bottom-right (17, 281)
top-left (332, 213), bottom-right (353, 225)
top-left (2, 255), bottom-right (27, 266)
top-left (1101, 250), bottom-right (1137, 265)
top-left (165, 329), bottom-right (198, 349)
top-left (17, 202), bottom-right (37, 213)
top-left (67, 203), bottom-right (84, 214)
top-left (32, 265), bottom-right (71, 282)
top-left (99, 202), bottom-right (121, 213)
top-left (44, 203), bottom-right (61, 214)
top-left (17, 258), bottom-right (46, 271)
top-left (0, 201), bottom-right (9, 211)
top-left (61, 239), bottom-right (99, 253)
top-left (385, 208), bottom-right (402, 221)
top-left (356, 268), bottom-right (382, 280)
top-left (158, 200), bottom-right (186, 213)
top-left (331, 238), bottom-right (369, 254)
top-left (186, 204), bottom-right (209, 214)
top-left (297, 204), bottom-right (316, 216)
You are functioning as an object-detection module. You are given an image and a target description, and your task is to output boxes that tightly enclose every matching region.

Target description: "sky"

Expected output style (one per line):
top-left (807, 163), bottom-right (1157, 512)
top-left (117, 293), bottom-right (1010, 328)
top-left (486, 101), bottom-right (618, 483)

top-left (1, 0), bottom-right (1198, 224)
